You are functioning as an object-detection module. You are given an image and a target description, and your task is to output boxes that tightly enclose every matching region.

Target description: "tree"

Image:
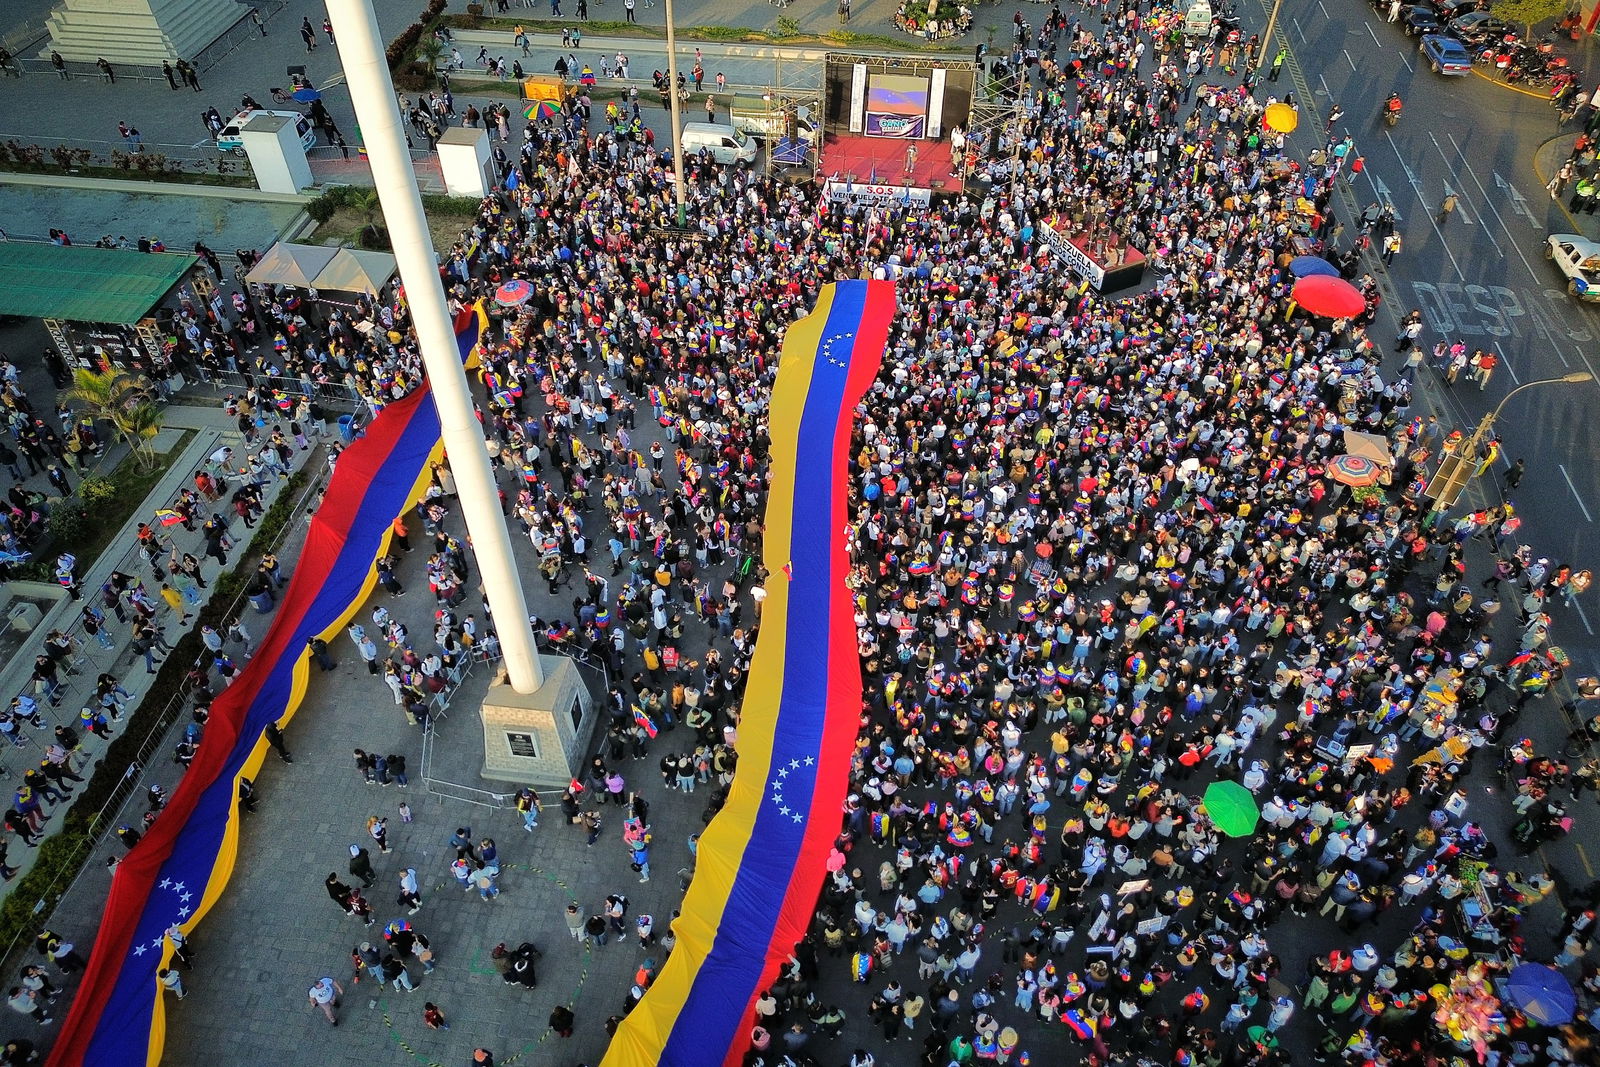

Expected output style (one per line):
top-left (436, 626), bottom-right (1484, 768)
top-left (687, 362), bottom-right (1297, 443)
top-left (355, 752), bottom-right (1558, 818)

top-left (62, 368), bottom-right (164, 469)
top-left (351, 188), bottom-right (385, 247)
top-left (1492, 0), bottom-right (1569, 37)
top-left (414, 35), bottom-right (445, 76)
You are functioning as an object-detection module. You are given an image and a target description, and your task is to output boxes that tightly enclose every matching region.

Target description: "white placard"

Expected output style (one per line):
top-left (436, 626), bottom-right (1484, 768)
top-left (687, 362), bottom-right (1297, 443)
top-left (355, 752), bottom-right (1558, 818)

top-left (849, 63), bottom-right (868, 134)
top-left (1038, 217), bottom-right (1107, 289)
top-left (928, 67), bottom-right (947, 139)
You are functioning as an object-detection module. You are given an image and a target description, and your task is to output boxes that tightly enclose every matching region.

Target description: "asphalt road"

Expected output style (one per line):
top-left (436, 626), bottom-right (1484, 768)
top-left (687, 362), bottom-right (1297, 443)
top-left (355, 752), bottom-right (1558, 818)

top-left (1278, 0), bottom-right (1600, 625)
top-left (1252, 0), bottom-right (1600, 891)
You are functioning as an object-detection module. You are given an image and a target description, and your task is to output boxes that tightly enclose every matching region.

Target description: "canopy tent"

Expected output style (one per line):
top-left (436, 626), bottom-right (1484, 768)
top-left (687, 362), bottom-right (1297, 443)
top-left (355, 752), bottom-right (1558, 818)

top-left (0, 243), bottom-right (197, 325)
top-left (310, 248), bottom-right (397, 295)
top-left (1343, 428), bottom-right (1394, 469)
top-left (244, 242), bottom-right (338, 290)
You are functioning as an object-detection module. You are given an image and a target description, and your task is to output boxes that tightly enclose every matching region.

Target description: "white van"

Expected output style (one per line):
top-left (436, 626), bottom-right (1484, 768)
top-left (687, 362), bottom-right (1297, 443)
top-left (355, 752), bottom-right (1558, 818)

top-left (216, 109), bottom-right (317, 155)
top-left (680, 122), bottom-right (757, 166)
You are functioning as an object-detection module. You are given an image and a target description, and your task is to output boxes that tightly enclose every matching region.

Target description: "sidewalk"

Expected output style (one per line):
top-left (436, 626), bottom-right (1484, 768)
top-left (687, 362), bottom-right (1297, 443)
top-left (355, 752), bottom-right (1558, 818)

top-left (441, 28), bottom-right (820, 96)
top-left (1534, 132), bottom-right (1600, 241)
top-left (0, 408), bottom-right (320, 895)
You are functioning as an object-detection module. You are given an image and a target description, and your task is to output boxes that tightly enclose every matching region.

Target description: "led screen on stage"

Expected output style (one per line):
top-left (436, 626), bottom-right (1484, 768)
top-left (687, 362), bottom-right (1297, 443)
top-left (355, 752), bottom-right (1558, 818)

top-left (864, 74), bottom-right (928, 138)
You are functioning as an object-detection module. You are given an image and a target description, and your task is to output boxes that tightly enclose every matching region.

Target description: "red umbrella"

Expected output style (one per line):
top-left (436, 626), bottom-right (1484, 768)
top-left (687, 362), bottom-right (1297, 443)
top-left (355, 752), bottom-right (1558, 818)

top-left (1292, 275), bottom-right (1367, 319)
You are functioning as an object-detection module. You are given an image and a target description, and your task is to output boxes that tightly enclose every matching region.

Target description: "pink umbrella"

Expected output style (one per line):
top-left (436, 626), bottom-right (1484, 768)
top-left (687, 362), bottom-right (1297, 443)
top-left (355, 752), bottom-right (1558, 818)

top-left (1292, 274), bottom-right (1367, 319)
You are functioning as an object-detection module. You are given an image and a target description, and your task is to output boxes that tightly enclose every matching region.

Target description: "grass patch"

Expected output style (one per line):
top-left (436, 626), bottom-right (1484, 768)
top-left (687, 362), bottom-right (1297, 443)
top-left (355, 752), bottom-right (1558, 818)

top-left (311, 194), bottom-right (480, 255)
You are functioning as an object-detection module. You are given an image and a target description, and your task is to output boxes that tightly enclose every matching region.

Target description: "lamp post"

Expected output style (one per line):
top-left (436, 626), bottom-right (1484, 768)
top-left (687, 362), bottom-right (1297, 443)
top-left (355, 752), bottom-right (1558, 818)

top-left (325, 0), bottom-right (544, 694)
top-left (1428, 372), bottom-right (1592, 508)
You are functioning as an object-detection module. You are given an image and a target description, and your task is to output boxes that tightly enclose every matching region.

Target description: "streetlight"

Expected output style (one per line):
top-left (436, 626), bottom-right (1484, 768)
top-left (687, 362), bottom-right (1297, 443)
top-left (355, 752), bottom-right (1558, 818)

top-left (1427, 372), bottom-right (1592, 508)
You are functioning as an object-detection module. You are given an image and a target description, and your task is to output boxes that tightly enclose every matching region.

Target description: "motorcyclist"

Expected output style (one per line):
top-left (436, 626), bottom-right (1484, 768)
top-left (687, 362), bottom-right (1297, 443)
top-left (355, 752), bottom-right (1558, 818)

top-left (1385, 92), bottom-right (1402, 116)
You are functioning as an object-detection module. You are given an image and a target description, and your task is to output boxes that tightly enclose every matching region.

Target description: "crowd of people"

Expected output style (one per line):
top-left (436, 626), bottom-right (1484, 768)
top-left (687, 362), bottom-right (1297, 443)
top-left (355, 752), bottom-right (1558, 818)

top-left (16, 0), bottom-right (1600, 1063)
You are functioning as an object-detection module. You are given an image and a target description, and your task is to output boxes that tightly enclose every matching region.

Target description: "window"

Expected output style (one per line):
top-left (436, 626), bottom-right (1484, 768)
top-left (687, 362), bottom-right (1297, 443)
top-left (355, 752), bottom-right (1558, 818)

top-left (506, 732), bottom-right (538, 759)
top-left (569, 694), bottom-right (583, 732)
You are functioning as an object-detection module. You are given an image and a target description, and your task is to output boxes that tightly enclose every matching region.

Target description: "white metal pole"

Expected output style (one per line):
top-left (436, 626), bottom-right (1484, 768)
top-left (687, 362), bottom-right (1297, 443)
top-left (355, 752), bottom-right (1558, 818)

top-left (664, 0), bottom-right (688, 226)
top-left (325, 0), bottom-right (543, 693)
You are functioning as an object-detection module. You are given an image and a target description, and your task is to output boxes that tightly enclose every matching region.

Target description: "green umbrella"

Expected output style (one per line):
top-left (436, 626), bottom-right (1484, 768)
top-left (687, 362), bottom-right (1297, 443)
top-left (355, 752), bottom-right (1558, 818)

top-left (1202, 780), bottom-right (1260, 838)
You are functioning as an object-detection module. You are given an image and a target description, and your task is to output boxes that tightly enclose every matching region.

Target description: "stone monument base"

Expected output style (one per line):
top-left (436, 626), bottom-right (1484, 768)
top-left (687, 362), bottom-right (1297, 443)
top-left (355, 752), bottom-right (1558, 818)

top-left (479, 656), bottom-right (595, 790)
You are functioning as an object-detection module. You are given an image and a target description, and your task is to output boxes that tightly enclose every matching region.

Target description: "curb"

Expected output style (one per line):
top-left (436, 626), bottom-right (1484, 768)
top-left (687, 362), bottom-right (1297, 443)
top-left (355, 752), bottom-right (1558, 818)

top-left (1470, 66), bottom-right (1556, 100)
top-left (1532, 132), bottom-right (1590, 234)
top-left (0, 171), bottom-right (309, 204)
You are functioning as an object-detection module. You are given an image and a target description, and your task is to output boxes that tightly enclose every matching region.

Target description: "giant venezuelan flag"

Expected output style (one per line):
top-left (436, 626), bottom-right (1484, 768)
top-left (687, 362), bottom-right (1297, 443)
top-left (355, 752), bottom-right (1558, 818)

top-left (603, 280), bottom-right (894, 1067)
top-left (48, 387), bottom-right (444, 1067)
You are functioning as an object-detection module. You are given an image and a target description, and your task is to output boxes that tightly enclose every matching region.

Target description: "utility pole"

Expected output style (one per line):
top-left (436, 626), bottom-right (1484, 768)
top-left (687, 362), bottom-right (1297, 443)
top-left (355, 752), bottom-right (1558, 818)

top-left (663, 0), bottom-right (689, 227)
top-left (325, 0), bottom-right (544, 693)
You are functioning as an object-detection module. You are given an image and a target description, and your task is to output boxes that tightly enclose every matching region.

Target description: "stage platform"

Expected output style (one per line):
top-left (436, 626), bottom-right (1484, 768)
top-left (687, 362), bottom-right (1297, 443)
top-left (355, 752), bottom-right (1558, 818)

top-left (818, 134), bottom-right (961, 191)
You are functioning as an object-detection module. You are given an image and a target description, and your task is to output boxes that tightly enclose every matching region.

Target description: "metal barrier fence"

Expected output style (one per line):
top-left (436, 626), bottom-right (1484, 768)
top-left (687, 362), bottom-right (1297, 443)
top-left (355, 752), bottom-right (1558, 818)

top-left (195, 372), bottom-right (372, 416)
top-left (418, 643), bottom-right (610, 808)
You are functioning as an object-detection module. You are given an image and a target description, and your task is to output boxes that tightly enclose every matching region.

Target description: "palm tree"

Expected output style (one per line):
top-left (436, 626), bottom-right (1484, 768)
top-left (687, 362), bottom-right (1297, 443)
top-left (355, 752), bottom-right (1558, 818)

top-left (351, 188), bottom-right (385, 247)
top-left (62, 368), bottom-right (164, 469)
top-left (415, 35), bottom-right (445, 77)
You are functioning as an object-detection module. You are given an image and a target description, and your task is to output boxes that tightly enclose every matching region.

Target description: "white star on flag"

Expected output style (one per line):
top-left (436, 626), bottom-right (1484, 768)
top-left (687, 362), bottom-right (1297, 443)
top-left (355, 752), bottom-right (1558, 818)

top-left (179, 893), bottom-right (192, 903)
top-left (132, 944), bottom-right (147, 956)
top-left (803, 757), bottom-right (815, 766)
top-left (171, 882), bottom-right (186, 894)
top-left (789, 759), bottom-right (800, 770)
top-left (158, 879), bottom-right (171, 890)
top-left (179, 907), bottom-right (191, 917)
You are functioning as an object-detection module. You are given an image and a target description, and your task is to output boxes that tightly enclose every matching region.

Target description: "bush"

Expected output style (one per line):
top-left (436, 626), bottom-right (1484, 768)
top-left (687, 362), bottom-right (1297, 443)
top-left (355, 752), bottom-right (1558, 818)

top-left (774, 16), bottom-right (801, 37)
top-left (78, 476), bottom-right (117, 510)
top-left (45, 499), bottom-right (91, 545)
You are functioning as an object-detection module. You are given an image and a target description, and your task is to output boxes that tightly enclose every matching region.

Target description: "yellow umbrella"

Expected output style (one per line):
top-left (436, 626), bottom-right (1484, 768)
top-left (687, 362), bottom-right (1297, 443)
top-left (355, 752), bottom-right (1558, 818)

top-left (1264, 102), bottom-right (1298, 133)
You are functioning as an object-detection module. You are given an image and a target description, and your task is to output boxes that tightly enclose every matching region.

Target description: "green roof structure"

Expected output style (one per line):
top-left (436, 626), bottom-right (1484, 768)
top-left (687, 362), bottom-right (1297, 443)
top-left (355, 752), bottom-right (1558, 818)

top-left (0, 243), bottom-right (197, 325)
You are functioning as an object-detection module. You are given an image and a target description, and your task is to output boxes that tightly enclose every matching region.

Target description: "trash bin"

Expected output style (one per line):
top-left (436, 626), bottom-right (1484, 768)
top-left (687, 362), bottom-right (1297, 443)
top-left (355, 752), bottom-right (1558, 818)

top-left (248, 590), bottom-right (275, 614)
top-left (337, 414), bottom-right (356, 442)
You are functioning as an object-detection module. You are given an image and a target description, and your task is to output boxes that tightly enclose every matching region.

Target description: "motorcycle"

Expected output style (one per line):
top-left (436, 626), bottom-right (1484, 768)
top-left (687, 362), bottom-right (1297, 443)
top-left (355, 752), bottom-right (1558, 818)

top-left (1384, 104), bottom-right (1402, 127)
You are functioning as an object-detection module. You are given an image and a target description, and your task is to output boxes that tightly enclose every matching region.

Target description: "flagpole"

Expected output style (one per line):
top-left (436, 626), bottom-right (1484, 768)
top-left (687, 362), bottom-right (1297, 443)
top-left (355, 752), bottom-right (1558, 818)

top-left (325, 0), bottom-right (544, 693)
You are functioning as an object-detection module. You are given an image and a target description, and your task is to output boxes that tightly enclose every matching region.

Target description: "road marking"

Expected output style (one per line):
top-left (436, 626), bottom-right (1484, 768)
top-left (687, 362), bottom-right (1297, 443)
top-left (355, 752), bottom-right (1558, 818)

top-left (1558, 463), bottom-right (1594, 522)
top-left (1344, 49), bottom-right (1357, 71)
top-left (1366, 23), bottom-right (1381, 46)
top-left (1573, 596), bottom-right (1597, 636)
top-left (1317, 73), bottom-right (1330, 97)
top-left (1385, 130), bottom-right (1467, 278)
top-left (1294, 16), bottom-right (1308, 44)
top-left (1318, 0), bottom-right (1329, 15)
top-left (1494, 340), bottom-right (1519, 385)
top-left (1577, 842), bottom-right (1597, 878)
top-left (1369, 172), bottom-right (1404, 221)
top-left (1432, 134), bottom-right (1541, 282)
top-left (1398, 48), bottom-right (1413, 74)
top-left (1491, 168), bottom-right (1538, 225)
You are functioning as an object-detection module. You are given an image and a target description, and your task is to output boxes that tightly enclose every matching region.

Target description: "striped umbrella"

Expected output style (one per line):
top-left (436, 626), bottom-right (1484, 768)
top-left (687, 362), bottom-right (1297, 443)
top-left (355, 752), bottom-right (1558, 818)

top-left (1326, 454), bottom-right (1383, 487)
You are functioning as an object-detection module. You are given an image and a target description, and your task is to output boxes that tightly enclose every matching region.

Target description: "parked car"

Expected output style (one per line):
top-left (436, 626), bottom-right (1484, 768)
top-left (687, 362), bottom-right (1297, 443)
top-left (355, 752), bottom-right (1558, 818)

top-left (216, 108), bottom-right (315, 155)
top-left (1403, 6), bottom-right (1442, 35)
top-left (1448, 10), bottom-right (1511, 42)
top-left (1420, 34), bottom-right (1474, 74)
top-left (1547, 234), bottom-right (1600, 301)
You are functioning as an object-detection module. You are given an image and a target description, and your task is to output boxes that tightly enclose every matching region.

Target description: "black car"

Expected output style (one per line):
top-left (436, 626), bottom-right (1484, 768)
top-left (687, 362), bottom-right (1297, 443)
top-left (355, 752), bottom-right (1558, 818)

top-left (1402, 5), bottom-right (1442, 34)
top-left (1448, 10), bottom-right (1511, 42)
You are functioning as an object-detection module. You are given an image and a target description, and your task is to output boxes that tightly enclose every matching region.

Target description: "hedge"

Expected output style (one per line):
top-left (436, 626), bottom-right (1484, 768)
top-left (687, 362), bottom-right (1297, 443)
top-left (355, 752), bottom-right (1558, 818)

top-left (0, 471), bottom-right (313, 961)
